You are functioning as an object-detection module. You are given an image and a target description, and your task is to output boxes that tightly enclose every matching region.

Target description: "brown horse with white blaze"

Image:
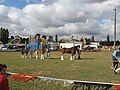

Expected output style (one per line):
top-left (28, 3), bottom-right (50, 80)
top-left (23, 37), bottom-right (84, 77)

top-left (59, 45), bottom-right (81, 60)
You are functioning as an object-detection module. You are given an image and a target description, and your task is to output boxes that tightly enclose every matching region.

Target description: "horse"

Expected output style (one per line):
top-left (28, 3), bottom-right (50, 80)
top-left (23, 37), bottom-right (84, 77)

top-left (20, 47), bottom-right (32, 58)
top-left (45, 43), bottom-right (57, 59)
top-left (34, 37), bottom-right (49, 59)
top-left (59, 45), bottom-right (81, 60)
top-left (20, 46), bottom-right (47, 59)
top-left (35, 40), bottom-right (56, 59)
top-left (35, 45), bottom-right (48, 59)
top-left (35, 44), bottom-right (57, 59)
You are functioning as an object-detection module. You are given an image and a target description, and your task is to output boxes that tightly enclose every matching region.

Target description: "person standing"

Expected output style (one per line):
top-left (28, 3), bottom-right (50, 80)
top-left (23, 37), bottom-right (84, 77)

top-left (0, 64), bottom-right (9, 90)
top-left (80, 37), bottom-right (86, 49)
top-left (112, 48), bottom-right (120, 74)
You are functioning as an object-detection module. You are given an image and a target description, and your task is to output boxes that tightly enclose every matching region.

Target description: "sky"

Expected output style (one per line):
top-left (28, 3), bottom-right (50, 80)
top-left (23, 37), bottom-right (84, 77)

top-left (0, 0), bottom-right (120, 41)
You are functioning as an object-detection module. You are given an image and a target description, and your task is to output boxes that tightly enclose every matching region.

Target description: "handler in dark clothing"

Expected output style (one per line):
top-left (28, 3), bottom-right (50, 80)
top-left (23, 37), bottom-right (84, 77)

top-left (112, 48), bottom-right (120, 74)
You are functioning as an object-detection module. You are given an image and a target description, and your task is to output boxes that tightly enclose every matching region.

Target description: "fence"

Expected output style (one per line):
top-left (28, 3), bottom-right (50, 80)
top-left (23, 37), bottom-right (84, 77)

top-left (9, 72), bottom-right (120, 90)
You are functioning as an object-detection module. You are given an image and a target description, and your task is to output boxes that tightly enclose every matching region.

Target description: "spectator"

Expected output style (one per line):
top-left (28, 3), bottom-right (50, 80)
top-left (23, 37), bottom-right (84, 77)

top-left (80, 37), bottom-right (86, 49)
top-left (1, 64), bottom-right (10, 77)
top-left (0, 64), bottom-right (9, 90)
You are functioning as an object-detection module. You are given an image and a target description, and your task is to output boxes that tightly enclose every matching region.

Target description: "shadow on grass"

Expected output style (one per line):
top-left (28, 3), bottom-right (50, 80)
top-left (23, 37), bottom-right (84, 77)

top-left (81, 58), bottom-right (95, 61)
top-left (44, 58), bottom-right (95, 61)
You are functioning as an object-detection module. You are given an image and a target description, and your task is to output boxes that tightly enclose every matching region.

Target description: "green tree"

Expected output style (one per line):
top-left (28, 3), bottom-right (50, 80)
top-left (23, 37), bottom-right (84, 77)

top-left (55, 34), bottom-right (58, 42)
top-left (106, 35), bottom-right (110, 46)
top-left (10, 35), bottom-right (14, 40)
top-left (0, 27), bottom-right (9, 44)
top-left (91, 36), bottom-right (95, 42)
top-left (85, 38), bottom-right (91, 45)
top-left (48, 36), bottom-right (54, 42)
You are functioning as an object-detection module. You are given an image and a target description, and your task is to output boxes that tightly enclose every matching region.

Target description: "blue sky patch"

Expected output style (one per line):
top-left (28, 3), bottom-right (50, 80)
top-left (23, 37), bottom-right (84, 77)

top-left (0, 0), bottom-right (42, 9)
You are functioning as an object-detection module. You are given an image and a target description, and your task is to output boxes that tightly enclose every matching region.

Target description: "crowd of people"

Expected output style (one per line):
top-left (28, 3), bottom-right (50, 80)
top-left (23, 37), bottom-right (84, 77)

top-left (0, 64), bottom-right (9, 90)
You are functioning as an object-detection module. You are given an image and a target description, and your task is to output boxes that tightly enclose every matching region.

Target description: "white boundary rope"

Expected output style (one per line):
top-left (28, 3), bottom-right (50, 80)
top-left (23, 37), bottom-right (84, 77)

top-left (9, 72), bottom-right (114, 85)
top-left (8, 72), bottom-right (120, 90)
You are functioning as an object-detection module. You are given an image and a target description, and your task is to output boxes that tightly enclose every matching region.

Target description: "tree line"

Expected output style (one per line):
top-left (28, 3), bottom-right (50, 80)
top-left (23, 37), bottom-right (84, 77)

top-left (0, 27), bottom-right (120, 46)
top-left (0, 27), bottom-right (58, 45)
top-left (85, 35), bottom-right (120, 46)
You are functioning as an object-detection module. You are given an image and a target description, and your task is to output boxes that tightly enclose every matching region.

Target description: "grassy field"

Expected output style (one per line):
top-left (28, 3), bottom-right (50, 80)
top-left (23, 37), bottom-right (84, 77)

top-left (0, 51), bottom-right (119, 90)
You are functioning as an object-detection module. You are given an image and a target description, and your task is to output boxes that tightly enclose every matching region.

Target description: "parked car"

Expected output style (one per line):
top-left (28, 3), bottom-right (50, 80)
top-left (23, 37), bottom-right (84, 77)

top-left (8, 45), bottom-right (18, 49)
top-left (1, 44), bottom-right (18, 51)
top-left (1, 45), bottom-right (8, 50)
top-left (83, 45), bottom-right (100, 52)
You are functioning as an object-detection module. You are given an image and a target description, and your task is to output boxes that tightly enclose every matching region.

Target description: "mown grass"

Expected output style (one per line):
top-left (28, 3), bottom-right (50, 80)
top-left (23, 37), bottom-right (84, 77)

top-left (0, 51), bottom-right (119, 90)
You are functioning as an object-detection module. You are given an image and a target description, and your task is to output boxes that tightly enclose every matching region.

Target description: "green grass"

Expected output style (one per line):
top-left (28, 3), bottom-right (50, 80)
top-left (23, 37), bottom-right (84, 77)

top-left (0, 51), bottom-right (119, 90)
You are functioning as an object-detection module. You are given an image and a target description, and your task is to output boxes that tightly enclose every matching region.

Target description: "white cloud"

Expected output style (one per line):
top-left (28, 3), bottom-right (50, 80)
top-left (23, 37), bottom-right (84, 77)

top-left (0, 0), bottom-right (120, 41)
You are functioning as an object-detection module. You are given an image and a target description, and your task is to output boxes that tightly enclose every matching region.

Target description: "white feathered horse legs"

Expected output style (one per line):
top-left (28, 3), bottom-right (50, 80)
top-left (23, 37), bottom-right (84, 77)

top-left (61, 55), bottom-right (64, 60)
top-left (35, 49), bottom-right (45, 60)
top-left (35, 51), bottom-right (38, 59)
top-left (41, 54), bottom-right (44, 59)
top-left (61, 55), bottom-right (74, 60)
